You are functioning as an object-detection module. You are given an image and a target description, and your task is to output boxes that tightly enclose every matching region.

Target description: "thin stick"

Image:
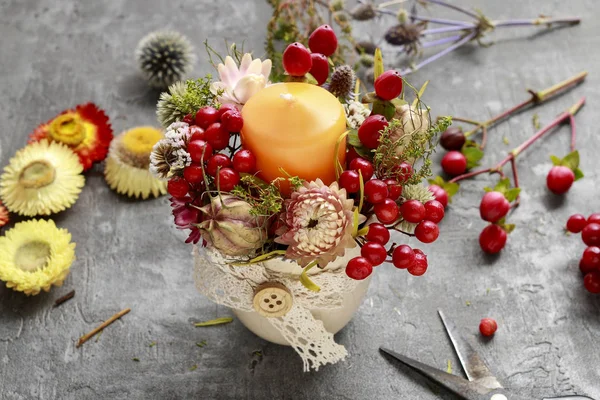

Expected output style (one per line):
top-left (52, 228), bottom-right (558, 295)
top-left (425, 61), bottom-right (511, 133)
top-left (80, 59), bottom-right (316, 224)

top-left (509, 158), bottom-right (521, 207)
top-left (569, 115), bottom-right (576, 152)
top-left (420, 0), bottom-right (479, 19)
top-left (493, 17), bottom-right (581, 27)
top-left (401, 31), bottom-right (476, 75)
top-left (54, 290), bottom-right (75, 308)
top-left (76, 308), bottom-right (131, 348)
top-left (421, 26), bottom-right (473, 35)
top-left (421, 35), bottom-right (463, 48)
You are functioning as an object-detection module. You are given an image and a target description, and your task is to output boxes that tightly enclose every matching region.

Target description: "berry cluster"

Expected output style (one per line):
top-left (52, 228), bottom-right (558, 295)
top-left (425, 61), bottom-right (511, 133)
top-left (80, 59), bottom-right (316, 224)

top-left (478, 190), bottom-right (512, 254)
top-left (439, 127), bottom-right (471, 177)
top-left (167, 105), bottom-right (256, 199)
top-left (566, 213), bottom-right (600, 294)
top-left (282, 25), bottom-right (337, 84)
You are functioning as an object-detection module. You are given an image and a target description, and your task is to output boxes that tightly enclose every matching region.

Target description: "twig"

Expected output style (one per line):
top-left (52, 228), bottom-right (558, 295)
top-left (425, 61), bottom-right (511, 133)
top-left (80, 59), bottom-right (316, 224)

top-left (53, 290), bottom-right (75, 308)
top-left (421, 35), bottom-right (463, 48)
top-left (76, 308), bottom-right (131, 348)
top-left (421, 25), bottom-right (473, 35)
top-left (492, 17), bottom-right (581, 27)
top-left (420, 0), bottom-right (480, 19)
top-left (509, 158), bottom-right (521, 207)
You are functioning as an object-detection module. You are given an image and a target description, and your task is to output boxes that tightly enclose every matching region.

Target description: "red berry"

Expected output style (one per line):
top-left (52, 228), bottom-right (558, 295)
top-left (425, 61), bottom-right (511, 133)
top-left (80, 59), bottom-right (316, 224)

top-left (195, 106), bottom-right (219, 129)
top-left (581, 246), bottom-right (600, 273)
top-left (365, 223), bottom-right (390, 245)
top-left (308, 24), bottom-right (338, 57)
top-left (217, 104), bottom-right (238, 119)
top-left (407, 251), bottom-right (428, 276)
top-left (282, 42), bottom-right (312, 77)
top-left (583, 271), bottom-right (600, 294)
top-left (364, 179), bottom-right (389, 204)
top-left (189, 126), bottom-right (206, 142)
top-left (413, 248), bottom-right (425, 256)
top-left (567, 214), bottom-right (587, 233)
top-left (349, 158), bottom-right (374, 181)
top-left (339, 170), bottom-right (361, 193)
top-left (424, 200), bottom-right (444, 223)
top-left (440, 126), bottom-right (466, 151)
top-left (183, 164), bottom-right (204, 184)
top-left (188, 140), bottom-right (213, 163)
top-left (396, 162), bottom-right (413, 183)
top-left (216, 168), bottom-right (240, 192)
top-left (374, 70), bottom-right (403, 101)
top-left (479, 224), bottom-right (507, 254)
top-left (400, 200), bottom-right (425, 223)
top-left (441, 151), bottom-right (467, 176)
top-left (358, 115), bottom-right (388, 149)
top-left (479, 191), bottom-right (510, 223)
top-left (183, 113), bottom-right (194, 124)
top-left (392, 245), bottom-right (415, 269)
top-left (415, 220), bottom-right (439, 243)
top-left (206, 154), bottom-right (232, 177)
top-left (309, 53), bottom-right (329, 85)
top-left (428, 185), bottom-right (449, 208)
top-left (361, 242), bottom-right (387, 266)
top-left (221, 110), bottom-right (244, 132)
top-left (346, 147), bottom-right (361, 166)
top-left (232, 149), bottom-right (257, 174)
top-left (588, 213), bottom-right (600, 225)
top-left (384, 179), bottom-right (402, 200)
top-left (374, 198), bottom-right (399, 224)
top-left (204, 122), bottom-right (230, 150)
top-left (582, 223), bottom-right (600, 247)
top-left (546, 165), bottom-right (575, 195)
top-left (479, 318), bottom-right (497, 337)
top-left (345, 257), bottom-right (373, 280)
top-left (167, 177), bottom-right (189, 198)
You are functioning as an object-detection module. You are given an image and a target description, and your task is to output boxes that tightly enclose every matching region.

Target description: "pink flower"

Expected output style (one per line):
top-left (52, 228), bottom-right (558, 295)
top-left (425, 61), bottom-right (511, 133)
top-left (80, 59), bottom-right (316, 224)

top-left (170, 196), bottom-right (202, 244)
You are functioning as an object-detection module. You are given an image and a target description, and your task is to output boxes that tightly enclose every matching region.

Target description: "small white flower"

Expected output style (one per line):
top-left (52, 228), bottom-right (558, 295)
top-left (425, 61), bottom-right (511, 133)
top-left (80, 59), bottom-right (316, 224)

top-left (344, 101), bottom-right (371, 129)
top-left (211, 53), bottom-right (272, 109)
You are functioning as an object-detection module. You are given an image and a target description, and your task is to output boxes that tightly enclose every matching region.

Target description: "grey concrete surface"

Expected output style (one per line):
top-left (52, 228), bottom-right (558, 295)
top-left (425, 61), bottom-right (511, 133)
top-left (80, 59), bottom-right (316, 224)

top-left (1, 0), bottom-right (599, 399)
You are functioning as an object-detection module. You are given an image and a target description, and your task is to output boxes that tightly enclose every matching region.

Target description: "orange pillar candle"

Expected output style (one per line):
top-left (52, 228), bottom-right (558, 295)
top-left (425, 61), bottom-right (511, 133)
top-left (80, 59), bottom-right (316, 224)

top-left (241, 82), bottom-right (347, 196)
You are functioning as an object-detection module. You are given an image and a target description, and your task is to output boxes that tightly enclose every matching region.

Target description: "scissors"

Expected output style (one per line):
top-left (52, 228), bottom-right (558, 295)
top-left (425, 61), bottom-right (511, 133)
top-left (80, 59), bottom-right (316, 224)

top-left (380, 310), bottom-right (595, 400)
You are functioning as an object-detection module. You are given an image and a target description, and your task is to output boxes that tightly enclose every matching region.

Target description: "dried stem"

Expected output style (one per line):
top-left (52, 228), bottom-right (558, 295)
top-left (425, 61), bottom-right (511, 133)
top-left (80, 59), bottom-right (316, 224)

top-left (54, 290), bottom-right (75, 308)
top-left (492, 17), bottom-right (581, 27)
top-left (421, 35), bottom-right (462, 48)
top-left (76, 308), bottom-right (131, 348)
top-left (509, 158), bottom-right (521, 207)
top-left (419, 0), bottom-right (480, 19)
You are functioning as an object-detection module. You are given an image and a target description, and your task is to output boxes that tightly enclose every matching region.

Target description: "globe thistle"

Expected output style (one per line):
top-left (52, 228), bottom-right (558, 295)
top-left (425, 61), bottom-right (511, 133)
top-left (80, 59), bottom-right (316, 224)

top-left (327, 65), bottom-right (355, 100)
top-left (350, 3), bottom-right (377, 21)
top-left (355, 41), bottom-right (377, 56)
top-left (330, 0), bottom-right (345, 12)
top-left (156, 81), bottom-right (188, 128)
top-left (385, 24), bottom-right (424, 47)
top-left (135, 30), bottom-right (195, 89)
top-left (396, 184), bottom-right (435, 234)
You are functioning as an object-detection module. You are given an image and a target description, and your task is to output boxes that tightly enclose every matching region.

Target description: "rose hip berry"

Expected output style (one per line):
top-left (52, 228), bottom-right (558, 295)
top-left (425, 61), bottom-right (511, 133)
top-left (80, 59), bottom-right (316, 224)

top-left (358, 115), bottom-right (389, 149)
top-left (440, 126), bottom-right (466, 151)
top-left (309, 53), bottom-right (329, 85)
top-left (424, 200), bottom-right (444, 223)
top-left (584, 271), bottom-right (600, 294)
top-left (582, 223), bottom-right (600, 247)
top-left (374, 198), bottom-right (399, 224)
top-left (308, 25), bottom-right (338, 56)
top-left (365, 223), bottom-right (390, 245)
top-left (183, 164), bottom-right (204, 184)
top-left (441, 151), bottom-right (467, 176)
top-left (346, 257), bottom-right (373, 280)
top-left (479, 191), bottom-right (510, 223)
top-left (339, 170), bottom-right (361, 193)
top-left (221, 110), bottom-right (244, 132)
top-left (232, 149), bottom-right (257, 174)
top-left (167, 177), bottom-right (189, 198)
top-left (206, 154), bottom-right (232, 177)
top-left (364, 179), bottom-right (389, 204)
top-left (217, 104), bottom-right (238, 118)
top-left (195, 106), bottom-right (219, 129)
top-left (479, 224), bottom-right (507, 254)
top-left (415, 220), bottom-right (440, 244)
top-left (581, 246), bottom-right (600, 273)
top-left (361, 242), bottom-right (387, 266)
top-left (546, 165), bottom-right (575, 194)
top-left (188, 140), bottom-right (213, 163)
top-left (282, 42), bottom-right (312, 77)
top-left (374, 70), bottom-right (403, 101)
top-left (479, 318), bottom-right (498, 337)
top-left (428, 185), bottom-right (449, 208)
top-left (588, 213), bottom-right (600, 225)
top-left (204, 122), bottom-right (230, 150)
top-left (407, 251), bottom-right (428, 276)
top-left (216, 168), bottom-right (240, 192)
top-left (400, 200), bottom-right (425, 223)
top-left (566, 214), bottom-right (588, 233)
top-left (396, 162), bottom-right (413, 183)
top-left (384, 179), bottom-right (402, 200)
top-left (183, 113), bottom-right (194, 124)
top-left (349, 158), bottom-right (374, 181)
top-left (392, 245), bottom-right (415, 269)
top-left (189, 126), bottom-right (206, 142)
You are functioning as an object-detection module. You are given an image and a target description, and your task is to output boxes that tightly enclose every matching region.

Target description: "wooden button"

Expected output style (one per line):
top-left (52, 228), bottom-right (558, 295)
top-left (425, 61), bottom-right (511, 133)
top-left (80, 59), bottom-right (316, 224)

top-left (253, 282), bottom-right (293, 318)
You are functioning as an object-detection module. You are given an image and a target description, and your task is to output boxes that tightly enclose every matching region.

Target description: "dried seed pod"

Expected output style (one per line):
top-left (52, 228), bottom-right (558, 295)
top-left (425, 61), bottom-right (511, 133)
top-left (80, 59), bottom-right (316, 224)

top-left (350, 3), bottom-right (376, 21)
top-left (384, 23), bottom-right (423, 46)
top-left (328, 65), bottom-right (355, 99)
top-left (359, 54), bottom-right (375, 67)
top-left (355, 40), bottom-right (377, 55)
top-left (330, 0), bottom-right (345, 12)
top-left (333, 11), bottom-right (349, 23)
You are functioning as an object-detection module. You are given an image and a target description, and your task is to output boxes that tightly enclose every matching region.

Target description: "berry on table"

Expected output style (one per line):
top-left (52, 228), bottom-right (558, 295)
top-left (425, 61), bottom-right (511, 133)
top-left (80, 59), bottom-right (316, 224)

top-left (415, 220), bottom-right (440, 244)
top-left (309, 53), bottom-right (329, 86)
top-left (308, 25), bottom-right (338, 56)
top-left (479, 224), bottom-right (507, 254)
top-left (479, 318), bottom-right (498, 337)
top-left (167, 177), bottom-right (189, 198)
top-left (374, 70), bottom-right (403, 101)
top-left (374, 198), bottom-right (399, 224)
top-left (282, 42), bottom-right (313, 77)
top-left (400, 200), bottom-right (426, 223)
top-left (361, 242), bottom-right (387, 266)
top-left (188, 140), bottom-right (213, 163)
top-left (232, 149), bottom-right (257, 174)
top-left (365, 223), bottom-right (390, 245)
top-left (358, 115), bottom-right (389, 149)
top-left (546, 165), bottom-right (575, 194)
top-left (339, 170), bottom-right (361, 193)
top-left (428, 185), bottom-right (449, 208)
top-left (183, 164), bottom-right (204, 184)
top-left (206, 154), bottom-right (232, 177)
top-left (216, 168), bottom-right (240, 192)
top-left (580, 246), bottom-right (600, 274)
top-left (582, 223), bottom-right (600, 247)
top-left (479, 191), bottom-right (510, 223)
top-left (566, 214), bottom-right (588, 233)
top-left (204, 122), bottom-right (230, 150)
top-left (384, 179), bottom-right (402, 200)
top-left (407, 251), bottom-right (428, 276)
top-left (441, 151), bottom-right (467, 176)
top-left (221, 110), bottom-right (244, 132)
top-left (588, 213), bottom-right (600, 225)
top-left (346, 257), bottom-right (373, 280)
top-left (189, 126), bottom-right (206, 142)
top-left (349, 158), bottom-right (374, 181)
top-left (424, 200), bottom-right (445, 223)
top-left (364, 179), bottom-right (389, 204)
top-left (583, 271), bottom-right (600, 294)
top-left (195, 106), bottom-right (219, 129)
top-left (440, 126), bottom-right (466, 151)
top-left (392, 245), bottom-right (415, 269)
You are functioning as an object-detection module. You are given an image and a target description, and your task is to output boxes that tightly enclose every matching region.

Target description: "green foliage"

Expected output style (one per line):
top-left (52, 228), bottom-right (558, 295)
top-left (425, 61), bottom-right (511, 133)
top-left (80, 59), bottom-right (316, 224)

top-left (550, 150), bottom-right (584, 181)
top-left (484, 178), bottom-right (520, 202)
top-left (462, 145), bottom-right (484, 169)
top-left (231, 174), bottom-right (285, 218)
top-left (428, 175), bottom-right (460, 199)
top-left (168, 76), bottom-right (217, 117)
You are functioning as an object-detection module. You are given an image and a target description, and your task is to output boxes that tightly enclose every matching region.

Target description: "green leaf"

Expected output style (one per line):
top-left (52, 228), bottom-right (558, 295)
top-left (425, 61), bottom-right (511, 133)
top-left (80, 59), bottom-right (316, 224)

top-left (353, 145), bottom-right (372, 159)
top-left (574, 168), bottom-right (584, 181)
top-left (374, 48), bottom-right (384, 81)
top-left (562, 150), bottom-right (580, 171)
top-left (304, 73), bottom-right (318, 85)
top-left (412, 80), bottom-right (429, 108)
top-left (550, 155), bottom-right (562, 166)
top-left (194, 317), bottom-right (233, 327)
top-left (300, 262), bottom-right (321, 292)
top-left (428, 176), bottom-right (445, 186)
top-left (493, 178), bottom-right (511, 192)
top-left (347, 129), bottom-right (361, 147)
top-left (483, 186), bottom-right (493, 193)
top-left (462, 147), bottom-right (484, 170)
top-left (383, 101), bottom-right (396, 121)
top-left (444, 181), bottom-right (460, 197)
top-left (503, 188), bottom-right (521, 203)
top-left (503, 223), bottom-right (516, 234)
top-left (361, 92), bottom-right (378, 103)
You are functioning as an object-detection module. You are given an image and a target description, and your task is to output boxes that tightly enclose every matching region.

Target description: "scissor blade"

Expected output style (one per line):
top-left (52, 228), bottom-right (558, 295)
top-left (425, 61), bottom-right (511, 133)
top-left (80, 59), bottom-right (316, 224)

top-left (438, 310), bottom-right (503, 390)
top-left (380, 347), bottom-right (490, 400)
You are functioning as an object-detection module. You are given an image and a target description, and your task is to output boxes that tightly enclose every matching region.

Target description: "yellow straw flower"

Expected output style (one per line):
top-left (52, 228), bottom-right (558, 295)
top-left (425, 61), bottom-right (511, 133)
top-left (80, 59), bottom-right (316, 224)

top-left (0, 219), bottom-right (76, 296)
top-left (0, 140), bottom-right (85, 216)
top-left (104, 126), bottom-right (167, 199)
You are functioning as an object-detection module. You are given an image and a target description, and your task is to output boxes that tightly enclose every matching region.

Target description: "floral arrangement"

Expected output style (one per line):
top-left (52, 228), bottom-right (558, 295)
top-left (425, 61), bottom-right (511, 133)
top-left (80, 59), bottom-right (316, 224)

top-left (151, 24), bottom-right (451, 291)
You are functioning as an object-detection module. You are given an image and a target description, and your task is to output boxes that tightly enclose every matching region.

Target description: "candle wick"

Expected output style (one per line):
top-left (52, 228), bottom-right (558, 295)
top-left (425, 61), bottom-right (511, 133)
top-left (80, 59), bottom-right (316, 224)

top-left (280, 93), bottom-right (296, 103)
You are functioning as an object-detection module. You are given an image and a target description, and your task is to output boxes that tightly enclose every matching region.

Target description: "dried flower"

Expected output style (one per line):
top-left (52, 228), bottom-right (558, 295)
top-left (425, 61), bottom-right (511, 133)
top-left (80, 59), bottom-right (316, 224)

top-left (156, 81), bottom-right (188, 128)
top-left (389, 104), bottom-right (431, 158)
top-left (276, 179), bottom-right (358, 267)
top-left (211, 53), bottom-right (272, 109)
top-left (171, 196), bottom-right (202, 244)
top-left (344, 100), bottom-right (371, 129)
top-left (350, 3), bottom-right (377, 21)
top-left (327, 65), bottom-right (355, 100)
top-left (385, 23), bottom-right (424, 47)
top-left (150, 122), bottom-right (192, 179)
top-left (355, 40), bottom-right (377, 56)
